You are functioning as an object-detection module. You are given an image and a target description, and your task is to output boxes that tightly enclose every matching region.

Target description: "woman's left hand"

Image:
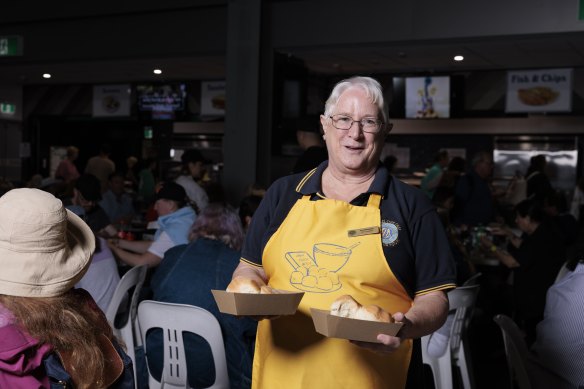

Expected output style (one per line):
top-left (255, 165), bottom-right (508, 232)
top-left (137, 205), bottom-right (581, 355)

top-left (350, 312), bottom-right (409, 354)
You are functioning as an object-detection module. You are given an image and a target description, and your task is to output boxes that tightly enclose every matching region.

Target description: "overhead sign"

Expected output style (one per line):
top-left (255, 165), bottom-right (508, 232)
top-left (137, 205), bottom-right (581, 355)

top-left (92, 84), bottom-right (131, 117)
top-left (0, 36), bottom-right (23, 56)
top-left (506, 68), bottom-right (572, 113)
top-left (201, 80), bottom-right (226, 116)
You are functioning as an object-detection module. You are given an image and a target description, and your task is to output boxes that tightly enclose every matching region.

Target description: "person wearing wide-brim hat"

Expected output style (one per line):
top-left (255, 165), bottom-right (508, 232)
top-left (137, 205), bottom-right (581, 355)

top-left (108, 181), bottom-right (196, 268)
top-left (0, 188), bottom-right (134, 388)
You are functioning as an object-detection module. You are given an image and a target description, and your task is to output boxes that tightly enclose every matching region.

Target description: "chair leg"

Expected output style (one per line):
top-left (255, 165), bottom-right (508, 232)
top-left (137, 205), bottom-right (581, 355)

top-left (455, 342), bottom-right (476, 389)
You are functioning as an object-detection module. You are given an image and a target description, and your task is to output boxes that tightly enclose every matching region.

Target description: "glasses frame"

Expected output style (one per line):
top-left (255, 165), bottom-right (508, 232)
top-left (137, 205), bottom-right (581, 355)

top-left (328, 114), bottom-right (390, 134)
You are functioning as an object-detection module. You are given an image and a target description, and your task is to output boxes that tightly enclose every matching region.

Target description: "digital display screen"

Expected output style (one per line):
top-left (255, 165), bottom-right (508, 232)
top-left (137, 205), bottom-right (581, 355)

top-left (136, 84), bottom-right (186, 112)
top-left (405, 76), bottom-right (450, 119)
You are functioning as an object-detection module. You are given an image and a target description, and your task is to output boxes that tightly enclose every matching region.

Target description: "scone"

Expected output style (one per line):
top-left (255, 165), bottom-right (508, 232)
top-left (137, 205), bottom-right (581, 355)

top-left (330, 294), bottom-right (393, 323)
top-left (226, 277), bottom-right (275, 294)
top-left (226, 277), bottom-right (261, 293)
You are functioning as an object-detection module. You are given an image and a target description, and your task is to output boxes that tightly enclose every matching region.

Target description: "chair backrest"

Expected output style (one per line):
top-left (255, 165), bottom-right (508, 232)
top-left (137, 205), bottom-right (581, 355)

top-left (462, 272), bottom-right (482, 286)
top-left (105, 264), bottom-right (148, 389)
top-left (493, 314), bottom-right (532, 389)
top-left (137, 300), bottom-right (230, 389)
top-left (105, 264), bottom-right (148, 328)
top-left (448, 284), bottom-right (480, 353)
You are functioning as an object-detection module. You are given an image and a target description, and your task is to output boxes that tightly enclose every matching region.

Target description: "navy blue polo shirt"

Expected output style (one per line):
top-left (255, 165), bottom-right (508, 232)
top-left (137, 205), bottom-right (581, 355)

top-left (241, 161), bottom-right (456, 299)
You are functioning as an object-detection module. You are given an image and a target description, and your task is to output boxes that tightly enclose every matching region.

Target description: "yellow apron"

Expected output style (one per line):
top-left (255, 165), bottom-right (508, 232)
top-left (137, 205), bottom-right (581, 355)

top-left (252, 194), bottom-right (413, 389)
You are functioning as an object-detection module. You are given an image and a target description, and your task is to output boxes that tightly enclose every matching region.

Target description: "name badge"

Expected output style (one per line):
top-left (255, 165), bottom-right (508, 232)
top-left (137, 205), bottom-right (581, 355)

top-left (347, 226), bottom-right (380, 237)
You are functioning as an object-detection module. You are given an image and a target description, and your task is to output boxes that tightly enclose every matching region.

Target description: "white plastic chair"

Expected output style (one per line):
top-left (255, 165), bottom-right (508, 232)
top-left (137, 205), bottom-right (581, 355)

top-left (493, 314), bottom-right (573, 389)
top-left (422, 284), bottom-right (480, 389)
top-left (105, 264), bottom-right (148, 388)
top-left (137, 300), bottom-right (230, 389)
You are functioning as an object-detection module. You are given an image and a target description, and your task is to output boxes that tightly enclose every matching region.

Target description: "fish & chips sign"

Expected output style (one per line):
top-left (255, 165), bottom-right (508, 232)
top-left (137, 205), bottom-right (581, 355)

top-left (506, 68), bottom-right (572, 113)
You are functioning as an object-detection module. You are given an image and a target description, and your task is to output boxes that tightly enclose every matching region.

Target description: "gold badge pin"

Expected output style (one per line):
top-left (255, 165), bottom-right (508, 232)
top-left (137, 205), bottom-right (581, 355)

top-left (347, 226), bottom-right (380, 237)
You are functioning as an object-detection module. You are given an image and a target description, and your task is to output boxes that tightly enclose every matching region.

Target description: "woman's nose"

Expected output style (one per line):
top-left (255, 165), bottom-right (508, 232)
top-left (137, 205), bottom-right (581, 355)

top-left (347, 120), bottom-right (363, 138)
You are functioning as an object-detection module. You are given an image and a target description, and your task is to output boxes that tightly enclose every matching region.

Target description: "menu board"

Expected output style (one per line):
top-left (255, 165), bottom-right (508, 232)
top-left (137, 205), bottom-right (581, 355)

top-left (505, 68), bottom-right (572, 113)
top-left (405, 76), bottom-right (450, 119)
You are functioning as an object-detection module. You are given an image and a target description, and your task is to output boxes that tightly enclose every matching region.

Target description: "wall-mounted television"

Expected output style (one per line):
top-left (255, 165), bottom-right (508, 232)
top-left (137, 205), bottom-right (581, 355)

top-left (405, 76), bottom-right (450, 118)
top-left (136, 83), bottom-right (186, 120)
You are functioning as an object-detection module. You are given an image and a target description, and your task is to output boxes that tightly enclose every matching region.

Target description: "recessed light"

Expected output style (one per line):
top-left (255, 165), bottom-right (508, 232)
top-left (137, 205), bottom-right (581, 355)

top-left (454, 55), bottom-right (464, 62)
top-left (153, 69), bottom-right (162, 75)
top-left (42, 73), bottom-right (51, 79)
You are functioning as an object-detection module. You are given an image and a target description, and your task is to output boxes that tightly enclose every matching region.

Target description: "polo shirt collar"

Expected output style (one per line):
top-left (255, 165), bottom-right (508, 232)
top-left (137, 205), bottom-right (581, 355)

top-left (296, 160), bottom-right (390, 197)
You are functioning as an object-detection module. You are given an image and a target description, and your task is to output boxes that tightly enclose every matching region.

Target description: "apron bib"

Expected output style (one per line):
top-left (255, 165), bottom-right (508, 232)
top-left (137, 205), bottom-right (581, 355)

top-left (252, 194), bottom-right (413, 389)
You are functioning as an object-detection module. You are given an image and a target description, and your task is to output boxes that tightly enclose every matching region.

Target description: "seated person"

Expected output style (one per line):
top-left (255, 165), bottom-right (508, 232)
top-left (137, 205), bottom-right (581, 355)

top-left (141, 204), bottom-right (256, 389)
top-left (67, 202), bottom-right (121, 312)
top-left (542, 191), bottom-right (579, 247)
top-left (99, 171), bottom-right (136, 225)
top-left (0, 188), bottom-right (133, 387)
top-left (70, 173), bottom-right (112, 233)
top-left (480, 198), bottom-right (566, 344)
top-left (531, 248), bottom-right (584, 388)
top-left (108, 182), bottom-right (196, 268)
top-left (238, 194), bottom-right (263, 233)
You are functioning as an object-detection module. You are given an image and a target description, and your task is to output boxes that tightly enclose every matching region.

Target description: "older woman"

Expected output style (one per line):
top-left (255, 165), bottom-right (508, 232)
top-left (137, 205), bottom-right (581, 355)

top-left (0, 188), bottom-right (133, 388)
top-left (230, 76), bottom-right (456, 389)
top-left (109, 181), bottom-right (196, 268)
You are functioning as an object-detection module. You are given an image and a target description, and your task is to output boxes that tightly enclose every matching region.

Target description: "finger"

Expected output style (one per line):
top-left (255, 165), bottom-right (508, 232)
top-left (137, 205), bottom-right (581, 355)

top-left (392, 312), bottom-right (406, 322)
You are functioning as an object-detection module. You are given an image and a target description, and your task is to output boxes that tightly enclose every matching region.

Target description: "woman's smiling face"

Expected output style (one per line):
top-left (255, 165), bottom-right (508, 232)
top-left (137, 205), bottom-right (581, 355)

top-left (320, 87), bottom-right (386, 177)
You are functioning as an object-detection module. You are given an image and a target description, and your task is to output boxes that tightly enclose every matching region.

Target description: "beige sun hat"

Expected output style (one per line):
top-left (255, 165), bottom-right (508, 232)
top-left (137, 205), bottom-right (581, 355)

top-left (0, 188), bottom-right (95, 297)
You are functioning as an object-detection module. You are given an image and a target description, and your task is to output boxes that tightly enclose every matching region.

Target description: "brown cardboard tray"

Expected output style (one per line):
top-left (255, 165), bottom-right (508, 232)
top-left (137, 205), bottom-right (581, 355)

top-left (211, 289), bottom-right (304, 316)
top-left (310, 308), bottom-right (404, 343)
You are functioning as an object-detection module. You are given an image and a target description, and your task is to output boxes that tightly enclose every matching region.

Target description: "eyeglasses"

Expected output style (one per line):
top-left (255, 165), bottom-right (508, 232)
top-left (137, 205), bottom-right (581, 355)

top-left (328, 114), bottom-right (386, 133)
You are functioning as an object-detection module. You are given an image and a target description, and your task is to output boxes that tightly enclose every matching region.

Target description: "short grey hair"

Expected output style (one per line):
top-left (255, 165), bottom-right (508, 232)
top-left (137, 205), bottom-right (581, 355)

top-left (323, 76), bottom-right (389, 124)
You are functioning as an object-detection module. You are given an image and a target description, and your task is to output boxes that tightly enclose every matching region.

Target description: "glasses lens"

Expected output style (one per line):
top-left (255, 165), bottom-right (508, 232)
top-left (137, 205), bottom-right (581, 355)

top-left (361, 118), bottom-right (381, 133)
top-left (332, 115), bottom-right (352, 130)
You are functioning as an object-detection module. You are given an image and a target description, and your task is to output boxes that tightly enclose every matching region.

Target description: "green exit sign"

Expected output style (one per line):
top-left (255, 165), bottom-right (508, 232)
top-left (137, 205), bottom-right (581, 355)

top-left (0, 36), bottom-right (23, 56)
top-left (0, 103), bottom-right (16, 115)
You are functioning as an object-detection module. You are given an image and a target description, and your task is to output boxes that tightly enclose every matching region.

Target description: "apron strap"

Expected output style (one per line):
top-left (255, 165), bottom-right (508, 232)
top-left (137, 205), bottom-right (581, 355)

top-left (367, 193), bottom-right (382, 208)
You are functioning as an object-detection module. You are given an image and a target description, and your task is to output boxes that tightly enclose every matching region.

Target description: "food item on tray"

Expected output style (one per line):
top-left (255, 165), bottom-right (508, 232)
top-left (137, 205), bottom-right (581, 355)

top-left (517, 87), bottom-right (559, 106)
top-left (226, 277), bottom-right (275, 294)
top-left (330, 295), bottom-right (393, 323)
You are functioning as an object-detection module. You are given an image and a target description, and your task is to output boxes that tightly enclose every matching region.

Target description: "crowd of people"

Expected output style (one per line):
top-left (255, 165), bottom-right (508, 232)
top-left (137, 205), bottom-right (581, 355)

top-left (0, 75), bottom-right (583, 388)
top-left (419, 146), bottom-right (584, 387)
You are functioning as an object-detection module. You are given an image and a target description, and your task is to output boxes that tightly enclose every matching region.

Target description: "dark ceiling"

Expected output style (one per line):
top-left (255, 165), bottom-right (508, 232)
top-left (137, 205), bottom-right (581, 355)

top-left (1, 32), bottom-right (584, 85)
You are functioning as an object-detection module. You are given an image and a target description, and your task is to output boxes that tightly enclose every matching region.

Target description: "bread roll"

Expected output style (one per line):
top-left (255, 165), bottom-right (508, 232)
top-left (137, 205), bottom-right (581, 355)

top-left (330, 295), bottom-right (361, 318)
top-left (226, 277), bottom-right (261, 294)
top-left (260, 285), bottom-right (276, 294)
top-left (353, 304), bottom-right (393, 323)
top-left (330, 295), bottom-right (393, 323)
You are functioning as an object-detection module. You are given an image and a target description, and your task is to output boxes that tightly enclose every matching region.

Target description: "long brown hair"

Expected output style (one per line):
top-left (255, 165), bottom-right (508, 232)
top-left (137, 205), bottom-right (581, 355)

top-left (0, 290), bottom-right (115, 388)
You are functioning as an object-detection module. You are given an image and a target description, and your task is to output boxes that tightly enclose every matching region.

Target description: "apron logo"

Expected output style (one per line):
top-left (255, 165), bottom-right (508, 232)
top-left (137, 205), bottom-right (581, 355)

top-left (381, 220), bottom-right (400, 247)
top-left (285, 242), bottom-right (359, 293)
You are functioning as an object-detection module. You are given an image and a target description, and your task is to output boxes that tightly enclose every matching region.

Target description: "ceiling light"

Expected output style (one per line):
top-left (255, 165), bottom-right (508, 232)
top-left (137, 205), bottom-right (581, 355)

top-left (153, 69), bottom-right (162, 75)
top-left (42, 73), bottom-right (51, 79)
top-left (454, 55), bottom-right (464, 62)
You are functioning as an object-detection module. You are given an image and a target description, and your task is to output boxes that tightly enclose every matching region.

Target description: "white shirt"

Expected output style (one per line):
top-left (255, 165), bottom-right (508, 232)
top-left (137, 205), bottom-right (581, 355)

top-left (75, 238), bottom-right (120, 313)
top-left (175, 175), bottom-right (209, 211)
top-left (147, 231), bottom-right (176, 259)
top-left (532, 263), bottom-right (584, 387)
